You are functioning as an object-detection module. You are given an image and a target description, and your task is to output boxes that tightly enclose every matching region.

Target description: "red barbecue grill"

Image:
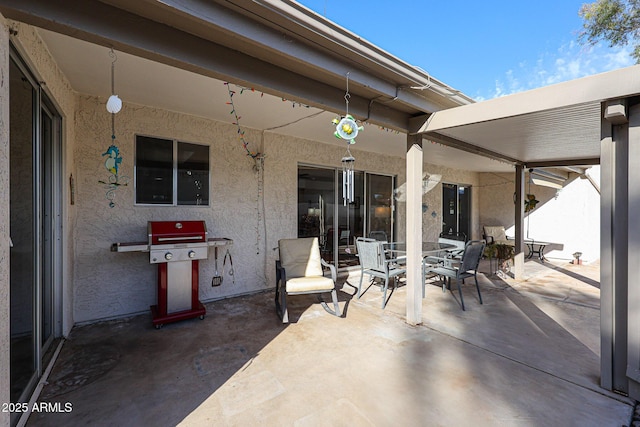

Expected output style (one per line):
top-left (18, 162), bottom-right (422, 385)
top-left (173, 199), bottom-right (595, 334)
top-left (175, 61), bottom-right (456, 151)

top-left (112, 220), bottom-right (232, 328)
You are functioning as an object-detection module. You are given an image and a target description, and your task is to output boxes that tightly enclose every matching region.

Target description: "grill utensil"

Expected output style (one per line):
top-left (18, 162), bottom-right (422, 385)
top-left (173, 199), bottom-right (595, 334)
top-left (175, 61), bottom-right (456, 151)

top-left (212, 246), bottom-right (222, 286)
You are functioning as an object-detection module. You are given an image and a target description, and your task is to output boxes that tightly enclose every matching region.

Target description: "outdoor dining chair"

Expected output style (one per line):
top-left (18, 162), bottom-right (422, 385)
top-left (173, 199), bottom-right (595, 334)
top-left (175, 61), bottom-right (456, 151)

top-left (426, 240), bottom-right (486, 311)
top-left (424, 233), bottom-right (467, 266)
top-left (355, 237), bottom-right (406, 309)
top-left (275, 237), bottom-right (341, 323)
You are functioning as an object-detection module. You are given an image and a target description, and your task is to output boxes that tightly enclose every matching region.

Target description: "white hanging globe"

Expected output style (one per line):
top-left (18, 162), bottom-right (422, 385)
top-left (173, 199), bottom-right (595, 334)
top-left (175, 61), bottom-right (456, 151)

top-left (106, 95), bottom-right (122, 113)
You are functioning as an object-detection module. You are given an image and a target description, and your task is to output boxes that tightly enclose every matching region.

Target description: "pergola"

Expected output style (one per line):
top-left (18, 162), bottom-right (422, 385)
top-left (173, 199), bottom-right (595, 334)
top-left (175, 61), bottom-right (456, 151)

top-left (418, 65), bottom-right (640, 399)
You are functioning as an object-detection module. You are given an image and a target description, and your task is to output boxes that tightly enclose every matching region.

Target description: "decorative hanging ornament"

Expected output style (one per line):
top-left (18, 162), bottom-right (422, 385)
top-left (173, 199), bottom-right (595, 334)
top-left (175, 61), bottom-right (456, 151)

top-left (333, 114), bottom-right (363, 143)
top-left (341, 148), bottom-right (355, 205)
top-left (106, 94), bottom-right (122, 114)
top-left (331, 72), bottom-right (363, 144)
top-left (333, 72), bottom-right (359, 205)
top-left (98, 48), bottom-right (128, 208)
top-left (525, 194), bottom-right (539, 212)
top-left (106, 48), bottom-right (122, 114)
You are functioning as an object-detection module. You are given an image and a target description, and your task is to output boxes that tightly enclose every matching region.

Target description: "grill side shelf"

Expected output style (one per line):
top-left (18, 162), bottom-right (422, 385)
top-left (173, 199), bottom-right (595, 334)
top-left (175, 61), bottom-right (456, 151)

top-left (111, 241), bottom-right (150, 253)
top-left (207, 237), bottom-right (233, 246)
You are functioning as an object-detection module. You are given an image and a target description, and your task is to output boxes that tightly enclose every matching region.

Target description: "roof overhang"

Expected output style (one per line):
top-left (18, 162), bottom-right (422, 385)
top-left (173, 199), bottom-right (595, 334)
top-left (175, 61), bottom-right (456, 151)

top-left (419, 65), bottom-right (640, 166)
top-left (0, 0), bottom-right (472, 132)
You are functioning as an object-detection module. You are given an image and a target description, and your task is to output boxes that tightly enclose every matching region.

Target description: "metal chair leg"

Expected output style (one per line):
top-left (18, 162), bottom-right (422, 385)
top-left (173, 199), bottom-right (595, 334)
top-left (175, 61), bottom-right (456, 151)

top-left (456, 279), bottom-right (466, 311)
top-left (382, 277), bottom-right (390, 308)
top-left (475, 275), bottom-right (483, 304)
top-left (281, 289), bottom-right (289, 323)
top-left (331, 289), bottom-right (341, 316)
top-left (319, 289), bottom-right (341, 317)
top-left (357, 272), bottom-right (364, 299)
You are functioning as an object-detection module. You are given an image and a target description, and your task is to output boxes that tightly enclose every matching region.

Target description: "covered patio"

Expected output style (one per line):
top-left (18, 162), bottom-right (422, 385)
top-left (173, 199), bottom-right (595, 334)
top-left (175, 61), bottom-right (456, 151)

top-left (26, 258), bottom-right (633, 426)
top-left (1, 1), bottom-right (636, 425)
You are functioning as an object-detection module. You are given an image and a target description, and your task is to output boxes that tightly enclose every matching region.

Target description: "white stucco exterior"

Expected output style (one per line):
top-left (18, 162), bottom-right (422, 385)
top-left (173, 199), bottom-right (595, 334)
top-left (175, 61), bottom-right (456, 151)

top-left (479, 169), bottom-right (600, 262)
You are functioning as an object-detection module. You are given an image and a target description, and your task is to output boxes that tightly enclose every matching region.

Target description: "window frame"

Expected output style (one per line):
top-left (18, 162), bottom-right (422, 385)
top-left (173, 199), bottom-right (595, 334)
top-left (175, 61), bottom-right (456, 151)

top-left (134, 134), bottom-right (210, 207)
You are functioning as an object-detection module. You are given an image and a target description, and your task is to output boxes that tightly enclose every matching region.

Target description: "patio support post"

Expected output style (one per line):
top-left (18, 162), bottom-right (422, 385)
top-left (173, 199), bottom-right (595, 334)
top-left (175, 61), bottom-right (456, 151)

top-left (626, 102), bottom-right (640, 399)
top-left (600, 98), bottom-right (633, 396)
top-left (600, 110), bottom-right (615, 392)
top-left (406, 134), bottom-right (423, 325)
top-left (513, 165), bottom-right (525, 279)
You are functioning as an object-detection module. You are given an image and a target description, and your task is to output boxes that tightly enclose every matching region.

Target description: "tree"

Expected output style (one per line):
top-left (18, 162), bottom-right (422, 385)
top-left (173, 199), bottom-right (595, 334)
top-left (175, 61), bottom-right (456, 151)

top-left (579, 0), bottom-right (640, 62)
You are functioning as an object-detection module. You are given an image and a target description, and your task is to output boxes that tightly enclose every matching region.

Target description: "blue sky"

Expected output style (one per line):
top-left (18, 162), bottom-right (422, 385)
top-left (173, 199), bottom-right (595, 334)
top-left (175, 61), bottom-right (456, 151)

top-left (297, 0), bottom-right (634, 100)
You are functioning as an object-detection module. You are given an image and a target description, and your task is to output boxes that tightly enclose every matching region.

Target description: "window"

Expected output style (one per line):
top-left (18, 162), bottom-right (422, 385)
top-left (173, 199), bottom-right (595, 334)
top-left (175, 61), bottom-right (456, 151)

top-left (135, 135), bottom-right (209, 205)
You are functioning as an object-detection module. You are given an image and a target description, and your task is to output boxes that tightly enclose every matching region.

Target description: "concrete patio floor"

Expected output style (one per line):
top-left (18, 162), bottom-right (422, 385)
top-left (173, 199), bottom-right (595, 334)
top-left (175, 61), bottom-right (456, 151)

top-left (26, 258), bottom-right (635, 426)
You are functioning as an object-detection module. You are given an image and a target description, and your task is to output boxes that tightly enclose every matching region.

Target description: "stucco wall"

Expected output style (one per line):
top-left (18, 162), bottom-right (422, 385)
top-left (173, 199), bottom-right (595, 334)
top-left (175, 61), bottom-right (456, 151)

top-left (73, 97), bottom-right (483, 322)
top-left (0, 15), bottom-right (10, 427)
top-left (478, 169), bottom-right (601, 262)
top-left (73, 96), bottom-right (270, 323)
top-left (263, 134), bottom-right (408, 283)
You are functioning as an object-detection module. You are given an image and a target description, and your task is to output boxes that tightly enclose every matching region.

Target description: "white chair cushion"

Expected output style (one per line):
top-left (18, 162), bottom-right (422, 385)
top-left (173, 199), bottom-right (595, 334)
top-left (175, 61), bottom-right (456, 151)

top-left (286, 276), bottom-right (335, 293)
top-left (279, 237), bottom-right (324, 278)
top-left (483, 226), bottom-right (514, 245)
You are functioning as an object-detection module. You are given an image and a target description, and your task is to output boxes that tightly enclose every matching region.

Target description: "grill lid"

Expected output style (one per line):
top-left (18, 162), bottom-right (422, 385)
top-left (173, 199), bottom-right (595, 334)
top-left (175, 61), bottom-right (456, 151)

top-left (148, 221), bottom-right (208, 245)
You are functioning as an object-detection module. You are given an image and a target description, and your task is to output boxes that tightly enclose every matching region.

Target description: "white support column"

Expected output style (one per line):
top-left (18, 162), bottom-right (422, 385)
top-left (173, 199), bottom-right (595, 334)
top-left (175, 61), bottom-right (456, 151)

top-left (406, 135), bottom-right (423, 325)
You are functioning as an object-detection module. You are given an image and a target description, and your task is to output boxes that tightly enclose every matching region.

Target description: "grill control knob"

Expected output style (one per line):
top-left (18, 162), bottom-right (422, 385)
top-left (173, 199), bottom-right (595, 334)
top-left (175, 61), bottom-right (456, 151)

top-left (164, 252), bottom-right (173, 261)
top-left (188, 250), bottom-right (196, 259)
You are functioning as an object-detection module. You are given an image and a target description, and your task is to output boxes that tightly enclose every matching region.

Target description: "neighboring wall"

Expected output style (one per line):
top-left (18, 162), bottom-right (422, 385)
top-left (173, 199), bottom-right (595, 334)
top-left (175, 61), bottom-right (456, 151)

top-left (478, 169), bottom-right (601, 262)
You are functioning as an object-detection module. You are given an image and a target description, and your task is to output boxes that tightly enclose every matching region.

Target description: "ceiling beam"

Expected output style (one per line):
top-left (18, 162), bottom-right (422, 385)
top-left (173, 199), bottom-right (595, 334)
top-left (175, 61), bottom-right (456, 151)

top-left (424, 131), bottom-right (522, 165)
top-left (526, 158), bottom-right (600, 168)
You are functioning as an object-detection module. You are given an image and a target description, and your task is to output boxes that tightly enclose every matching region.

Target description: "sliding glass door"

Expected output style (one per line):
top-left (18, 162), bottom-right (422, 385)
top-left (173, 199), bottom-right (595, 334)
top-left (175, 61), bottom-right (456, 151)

top-left (298, 165), bottom-right (394, 268)
top-left (442, 182), bottom-right (471, 240)
top-left (10, 48), bottom-right (62, 420)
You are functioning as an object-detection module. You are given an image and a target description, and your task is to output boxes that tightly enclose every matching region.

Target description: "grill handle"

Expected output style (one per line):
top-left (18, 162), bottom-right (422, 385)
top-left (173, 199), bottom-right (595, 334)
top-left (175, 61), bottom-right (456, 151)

top-left (156, 236), bottom-right (204, 242)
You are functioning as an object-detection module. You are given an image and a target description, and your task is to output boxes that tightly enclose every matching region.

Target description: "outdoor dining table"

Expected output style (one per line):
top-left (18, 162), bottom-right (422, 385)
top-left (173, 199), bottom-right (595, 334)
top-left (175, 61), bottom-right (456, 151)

top-left (383, 241), bottom-right (456, 257)
top-left (383, 241), bottom-right (457, 297)
top-left (524, 239), bottom-right (553, 262)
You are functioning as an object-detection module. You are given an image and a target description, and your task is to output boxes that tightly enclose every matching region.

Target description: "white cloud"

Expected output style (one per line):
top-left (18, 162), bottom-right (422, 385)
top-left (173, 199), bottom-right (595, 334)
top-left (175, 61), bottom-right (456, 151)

top-left (476, 42), bottom-right (635, 100)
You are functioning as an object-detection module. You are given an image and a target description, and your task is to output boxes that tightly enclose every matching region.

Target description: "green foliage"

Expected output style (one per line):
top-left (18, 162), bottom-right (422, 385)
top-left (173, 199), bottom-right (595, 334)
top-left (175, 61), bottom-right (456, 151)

top-left (484, 243), bottom-right (515, 261)
top-left (579, 0), bottom-right (640, 62)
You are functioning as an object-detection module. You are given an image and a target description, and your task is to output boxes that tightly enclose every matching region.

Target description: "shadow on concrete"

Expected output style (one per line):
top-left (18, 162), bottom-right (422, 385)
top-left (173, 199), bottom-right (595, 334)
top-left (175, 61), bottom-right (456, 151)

top-left (27, 287), bottom-right (354, 427)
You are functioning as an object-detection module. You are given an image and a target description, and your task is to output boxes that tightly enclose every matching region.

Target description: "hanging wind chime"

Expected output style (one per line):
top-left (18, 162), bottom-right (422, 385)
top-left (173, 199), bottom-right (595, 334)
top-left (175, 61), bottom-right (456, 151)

top-left (99, 48), bottom-right (127, 208)
top-left (332, 72), bottom-right (363, 205)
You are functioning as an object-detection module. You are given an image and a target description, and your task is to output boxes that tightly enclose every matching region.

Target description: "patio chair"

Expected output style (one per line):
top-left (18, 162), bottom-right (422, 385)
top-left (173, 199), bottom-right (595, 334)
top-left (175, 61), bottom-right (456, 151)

top-left (369, 230), bottom-right (388, 242)
top-left (482, 225), bottom-right (514, 246)
top-left (275, 237), bottom-right (341, 323)
top-left (424, 232), bottom-right (467, 266)
top-left (355, 237), bottom-right (406, 309)
top-left (426, 240), bottom-right (486, 311)
top-left (422, 235), bottom-right (467, 293)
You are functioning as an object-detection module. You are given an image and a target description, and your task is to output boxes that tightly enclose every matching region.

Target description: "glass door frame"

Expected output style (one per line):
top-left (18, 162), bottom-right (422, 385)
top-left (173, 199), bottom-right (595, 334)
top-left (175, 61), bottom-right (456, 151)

top-left (10, 45), bottom-right (63, 413)
top-left (441, 181), bottom-right (471, 240)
